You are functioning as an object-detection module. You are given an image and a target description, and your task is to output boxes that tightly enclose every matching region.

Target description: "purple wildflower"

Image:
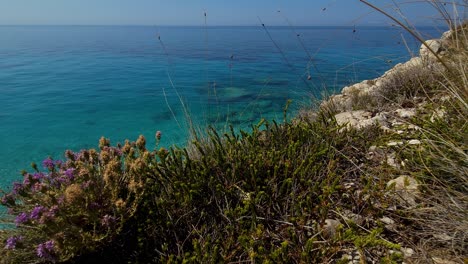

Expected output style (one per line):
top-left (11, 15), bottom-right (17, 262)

top-left (42, 158), bottom-right (55, 169)
top-left (56, 177), bottom-right (69, 185)
top-left (5, 236), bottom-right (23, 250)
top-left (15, 212), bottom-right (29, 226)
top-left (30, 205), bottom-right (45, 220)
top-left (1, 195), bottom-right (10, 205)
top-left (44, 240), bottom-right (55, 250)
top-left (64, 168), bottom-right (75, 180)
top-left (36, 240), bottom-right (56, 261)
top-left (22, 175), bottom-right (31, 186)
top-left (12, 182), bottom-right (24, 195)
top-left (49, 179), bottom-right (62, 189)
top-left (31, 182), bottom-right (43, 192)
top-left (57, 196), bottom-right (65, 205)
top-left (39, 205), bottom-right (59, 224)
top-left (32, 172), bottom-right (46, 181)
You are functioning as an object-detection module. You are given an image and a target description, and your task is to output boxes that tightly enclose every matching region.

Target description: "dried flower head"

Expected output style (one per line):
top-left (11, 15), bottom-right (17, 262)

top-left (65, 150), bottom-right (75, 160)
top-left (103, 159), bottom-right (121, 184)
top-left (99, 137), bottom-right (111, 150)
top-left (136, 135), bottom-right (146, 151)
top-left (78, 167), bottom-right (90, 178)
top-left (80, 150), bottom-right (90, 161)
top-left (64, 184), bottom-right (84, 204)
top-left (88, 149), bottom-right (98, 163)
top-left (115, 199), bottom-right (126, 211)
top-left (100, 149), bottom-right (111, 163)
top-left (122, 140), bottom-right (131, 154)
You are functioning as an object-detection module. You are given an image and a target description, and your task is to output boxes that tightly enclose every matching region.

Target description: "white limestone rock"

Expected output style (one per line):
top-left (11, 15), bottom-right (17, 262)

top-left (387, 176), bottom-right (420, 206)
top-left (335, 110), bottom-right (387, 130)
top-left (420, 39), bottom-right (443, 61)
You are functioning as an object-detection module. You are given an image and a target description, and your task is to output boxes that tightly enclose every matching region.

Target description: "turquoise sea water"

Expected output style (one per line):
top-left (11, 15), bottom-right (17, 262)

top-left (0, 25), bottom-right (441, 188)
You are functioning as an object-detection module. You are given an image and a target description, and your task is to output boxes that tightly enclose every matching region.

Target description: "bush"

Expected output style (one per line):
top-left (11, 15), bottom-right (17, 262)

top-left (0, 135), bottom-right (154, 263)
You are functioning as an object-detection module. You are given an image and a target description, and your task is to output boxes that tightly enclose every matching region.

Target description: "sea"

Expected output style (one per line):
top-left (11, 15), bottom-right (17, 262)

top-left (0, 25), bottom-right (443, 188)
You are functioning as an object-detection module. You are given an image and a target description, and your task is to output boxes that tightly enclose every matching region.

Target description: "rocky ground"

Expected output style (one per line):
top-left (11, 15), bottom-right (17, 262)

top-left (309, 26), bottom-right (467, 263)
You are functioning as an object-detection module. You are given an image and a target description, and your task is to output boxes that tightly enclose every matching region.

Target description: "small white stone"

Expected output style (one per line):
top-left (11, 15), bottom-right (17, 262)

top-left (401, 247), bottom-right (414, 257)
top-left (387, 176), bottom-right (419, 191)
top-left (380, 216), bottom-right (395, 225)
top-left (323, 219), bottom-right (341, 238)
top-left (408, 139), bottom-right (421, 145)
top-left (342, 254), bottom-right (352, 260)
top-left (386, 153), bottom-right (400, 169)
top-left (395, 108), bottom-right (416, 118)
top-left (430, 109), bottom-right (446, 122)
top-left (401, 160), bottom-right (406, 167)
top-left (387, 141), bottom-right (403, 147)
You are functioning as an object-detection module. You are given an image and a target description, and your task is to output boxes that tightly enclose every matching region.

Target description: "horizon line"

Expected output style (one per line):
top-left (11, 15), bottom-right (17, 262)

top-left (0, 23), bottom-right (439, 28)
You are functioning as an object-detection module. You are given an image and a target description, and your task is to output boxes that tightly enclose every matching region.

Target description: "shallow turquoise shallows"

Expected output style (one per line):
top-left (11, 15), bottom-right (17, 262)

top-left (0, 25), bottom-right (442, 188)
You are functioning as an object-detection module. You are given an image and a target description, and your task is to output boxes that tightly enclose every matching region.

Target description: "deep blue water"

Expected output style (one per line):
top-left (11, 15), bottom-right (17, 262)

top-left (0, 25), bottom-right (442, 187)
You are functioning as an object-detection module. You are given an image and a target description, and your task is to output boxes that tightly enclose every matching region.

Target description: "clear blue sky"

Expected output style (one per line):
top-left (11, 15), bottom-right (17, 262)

top-left (0, 0), bottom-right (463, 26)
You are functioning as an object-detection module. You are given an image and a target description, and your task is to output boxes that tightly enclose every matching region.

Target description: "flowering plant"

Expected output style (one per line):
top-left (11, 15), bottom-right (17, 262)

top-left (0, 135), bottom-right (158, 263)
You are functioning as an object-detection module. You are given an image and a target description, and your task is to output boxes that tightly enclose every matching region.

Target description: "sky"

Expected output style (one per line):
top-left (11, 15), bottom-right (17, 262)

top-left (0, 0), bottom-right (464, 26)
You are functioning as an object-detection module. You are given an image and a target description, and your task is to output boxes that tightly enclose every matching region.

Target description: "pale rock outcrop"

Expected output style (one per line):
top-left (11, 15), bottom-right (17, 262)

top-left (420, 39), bottom-right (443, 61)
top-left (334, 110), bottom-right (387, 129)
top-left (321, 29), bottom-right (452, 118)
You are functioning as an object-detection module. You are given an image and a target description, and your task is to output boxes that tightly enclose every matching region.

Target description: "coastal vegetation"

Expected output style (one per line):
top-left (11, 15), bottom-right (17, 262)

top-left (1, 1), bottom-right (467, 263)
